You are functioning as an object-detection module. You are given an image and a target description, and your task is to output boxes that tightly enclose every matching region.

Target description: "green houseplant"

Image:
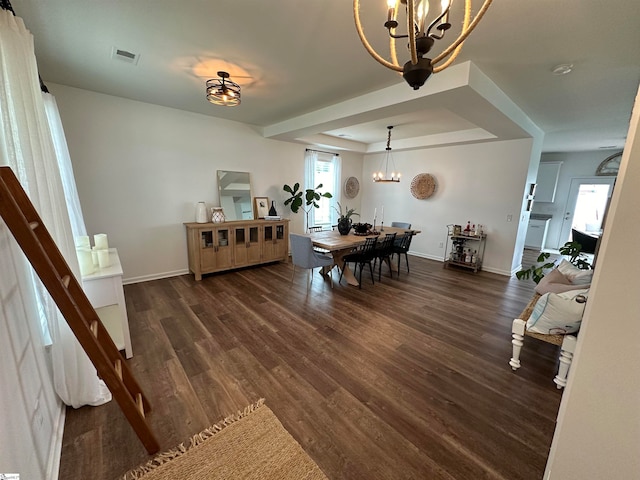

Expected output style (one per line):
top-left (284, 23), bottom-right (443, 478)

top-left (334, 202), bottom-right (359, 235)
top-left (283, 182), bottom-right (332, 229)
top-left (516, 241), bottom-right (592, 284)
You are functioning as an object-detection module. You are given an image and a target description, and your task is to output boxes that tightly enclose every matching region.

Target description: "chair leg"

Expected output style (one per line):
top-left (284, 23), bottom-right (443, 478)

top-left (554, 335), bottom-right (577, 389)
top-left (404, 252), bottom-right (410, 273)
top-left (339, 261), bottom-right (346, 284)
top-left (367, 261), bottom-right (375, 285)
top-left (510, 319), bottom-right (526, 371)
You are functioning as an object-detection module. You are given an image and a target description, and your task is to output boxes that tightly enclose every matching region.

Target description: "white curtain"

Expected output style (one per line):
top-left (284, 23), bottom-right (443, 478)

top-left (304, 149), bottom-right (317, 231)
top-left (331, 154), bottom-right (342, 226)
top-left (304, 149), bottom-right (342, 228)
top-left (0, 9), bottom-right (110, 408)
top-left (43, 92), bottom-right (88, 239)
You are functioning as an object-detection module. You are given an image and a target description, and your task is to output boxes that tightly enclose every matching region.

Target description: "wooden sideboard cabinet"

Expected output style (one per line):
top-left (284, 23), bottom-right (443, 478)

top-left (185, 219), bottom-right (289, 280)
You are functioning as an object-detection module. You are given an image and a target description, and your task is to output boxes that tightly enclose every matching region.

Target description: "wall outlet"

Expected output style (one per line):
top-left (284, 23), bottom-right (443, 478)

top-left (507, 214), bottom-right (513, 222)
top-left (438, 242), bottom-right (444, 248)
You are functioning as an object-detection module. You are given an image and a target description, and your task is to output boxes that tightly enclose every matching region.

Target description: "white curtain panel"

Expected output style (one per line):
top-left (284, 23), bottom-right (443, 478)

top-left (0, 9), bottom-right (110, 408)
top-left (331, 154), bottom-right (342, 226)
top-left (304, 149), bottom-right (317, 230)
top-left (42, 92), bottom-right (88, 239)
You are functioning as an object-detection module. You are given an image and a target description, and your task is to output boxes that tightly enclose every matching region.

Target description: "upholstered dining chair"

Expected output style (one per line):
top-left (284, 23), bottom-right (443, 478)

top-left (290, 233), bottom-right (334, 288)
top-left (373, 232), bottom-right (397, 281)
top-left (391, 221), bottom-right (412, 229)
top-left (339, 236), bottom-right (378, 289)
top-left (391, 231), bottom-right (414, 275)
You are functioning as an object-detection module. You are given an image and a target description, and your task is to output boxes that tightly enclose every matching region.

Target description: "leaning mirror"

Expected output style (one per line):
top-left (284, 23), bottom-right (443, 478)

top-left (217, 170), bottom-right (253, 221)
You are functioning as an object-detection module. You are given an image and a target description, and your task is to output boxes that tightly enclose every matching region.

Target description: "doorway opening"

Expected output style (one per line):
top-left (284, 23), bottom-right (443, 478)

top-left (558, 177), bottom-right (615, 247)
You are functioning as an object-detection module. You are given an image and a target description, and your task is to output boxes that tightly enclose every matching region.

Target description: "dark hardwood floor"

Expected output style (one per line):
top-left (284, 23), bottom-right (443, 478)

top-left (59, 253), bottom-right (564, 480)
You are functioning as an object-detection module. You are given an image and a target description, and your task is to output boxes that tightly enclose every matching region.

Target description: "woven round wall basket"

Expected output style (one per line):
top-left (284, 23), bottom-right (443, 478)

top-left (344, 176), bottom-right (360, 199)
top-left (410, 173), bottom-right (437, 199)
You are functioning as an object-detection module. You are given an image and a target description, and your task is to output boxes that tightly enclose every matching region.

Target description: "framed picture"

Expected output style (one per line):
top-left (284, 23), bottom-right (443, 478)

top-left (254, 197), bottom-right (269, 219)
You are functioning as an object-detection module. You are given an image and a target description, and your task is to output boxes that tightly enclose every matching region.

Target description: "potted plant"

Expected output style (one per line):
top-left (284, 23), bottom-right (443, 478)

top-left (516, 241), bottom-right (592, 284)
top-left (334, 202), bottom-right (359, 235)
top-left (283, 182), bottom-right (333, 230)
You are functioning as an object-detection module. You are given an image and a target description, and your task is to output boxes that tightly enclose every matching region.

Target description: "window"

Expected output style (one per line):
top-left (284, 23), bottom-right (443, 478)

top-left (305, 150), bottom-right (341, 230)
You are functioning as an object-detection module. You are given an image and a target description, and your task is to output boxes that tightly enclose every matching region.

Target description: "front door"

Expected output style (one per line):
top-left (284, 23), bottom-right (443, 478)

top-left (558, 176), bottom-right (615, 246)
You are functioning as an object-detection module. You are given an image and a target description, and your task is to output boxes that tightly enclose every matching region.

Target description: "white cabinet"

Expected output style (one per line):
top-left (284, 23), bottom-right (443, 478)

top-left (535, 162), bottom-right (562, 202)
top-left (81, 248), bottom-right (133, 358)
top-left (525, 219), bottom-right (550, 249)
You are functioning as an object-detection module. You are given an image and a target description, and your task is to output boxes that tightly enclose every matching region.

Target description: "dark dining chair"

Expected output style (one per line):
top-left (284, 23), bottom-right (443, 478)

top-left (373, 232), bottom-right (397, 281)
top-left (391, 231), bottom-right (414, 275)
top-left (308, 225), bottom-right (330, 253)
top-left (391, 223), bottom-right (412, 248)
top-left (339, 236), bottom-right (378, 288)
top-left (571, 228), bottom-right (598, 254)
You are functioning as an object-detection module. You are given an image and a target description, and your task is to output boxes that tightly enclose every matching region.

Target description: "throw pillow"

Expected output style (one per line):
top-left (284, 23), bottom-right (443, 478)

top-left (526, 288), bottom-right (589, 335)
top-left (556, 259), bottom-right (593, 285)
top-left (534, 268), bottom-right (590, 295)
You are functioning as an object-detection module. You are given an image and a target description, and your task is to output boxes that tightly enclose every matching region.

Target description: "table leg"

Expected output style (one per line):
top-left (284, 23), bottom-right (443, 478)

top-left (331, 248), bottom-right (359, 286)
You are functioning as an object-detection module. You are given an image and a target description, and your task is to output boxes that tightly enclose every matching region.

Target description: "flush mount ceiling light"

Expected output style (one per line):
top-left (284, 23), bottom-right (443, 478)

top-left (206, 71), bottom-right (241, 106)
top-left (373, 126), bottom-right (401, 183)
top-left (354, 0), bottom-right (493, 90)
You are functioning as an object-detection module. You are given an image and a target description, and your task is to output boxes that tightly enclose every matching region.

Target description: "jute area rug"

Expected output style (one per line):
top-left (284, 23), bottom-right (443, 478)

top-left (122, 399), bottom-right (327, 480)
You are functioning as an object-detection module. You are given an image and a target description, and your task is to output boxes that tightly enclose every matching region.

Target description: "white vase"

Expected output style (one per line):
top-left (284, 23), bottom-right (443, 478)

top-left (195, 202), bottom-right (207, 223)
top-left (211, 207), bottom-right (226, 223)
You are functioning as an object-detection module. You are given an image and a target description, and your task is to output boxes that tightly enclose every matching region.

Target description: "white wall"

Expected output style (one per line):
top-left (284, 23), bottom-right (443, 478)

top-left (532, 150), bottom-right (618, 249)
top-left (0, 229), bottom-right (64, 480)
top-left (545, 87), bottom-right (640, 479)
top-left (50, 84), bottom-right (364, 282)
top-left (359, 139), bottom-right (535, 275)
top-left (51, 84), bottom-right (538, 280)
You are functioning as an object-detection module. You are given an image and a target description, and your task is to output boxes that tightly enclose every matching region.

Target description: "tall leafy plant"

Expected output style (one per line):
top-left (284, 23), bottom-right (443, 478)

top-left (283, 182), bottom-right (332, 229)
top-left (516, 241), bottom-right (592, 284)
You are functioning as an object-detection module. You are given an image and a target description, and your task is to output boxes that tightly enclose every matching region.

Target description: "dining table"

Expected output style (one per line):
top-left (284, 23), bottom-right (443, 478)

top-left (309, 226), bottom-right (419, 286)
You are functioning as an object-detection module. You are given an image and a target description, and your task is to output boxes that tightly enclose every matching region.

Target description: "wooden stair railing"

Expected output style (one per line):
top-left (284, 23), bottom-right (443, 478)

top-left (0, 166), bottom-right (159, 454)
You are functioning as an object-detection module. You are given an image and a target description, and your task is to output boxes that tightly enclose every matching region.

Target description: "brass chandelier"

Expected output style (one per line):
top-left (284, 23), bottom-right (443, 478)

top-left (354, 0), bottom-right (493, 90)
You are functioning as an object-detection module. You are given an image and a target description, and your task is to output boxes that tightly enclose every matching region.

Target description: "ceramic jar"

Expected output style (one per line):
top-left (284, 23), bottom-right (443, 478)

top-left (195, 202), bottom-right (208, 223)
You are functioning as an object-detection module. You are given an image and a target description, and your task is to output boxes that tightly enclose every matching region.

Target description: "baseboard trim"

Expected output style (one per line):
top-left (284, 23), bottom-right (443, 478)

top-left (123, 269), bottom-right (189, 285)
top-left (410, 252), bottom-right (512, 276)
top-left (46, 401), bottom-right (66, 480)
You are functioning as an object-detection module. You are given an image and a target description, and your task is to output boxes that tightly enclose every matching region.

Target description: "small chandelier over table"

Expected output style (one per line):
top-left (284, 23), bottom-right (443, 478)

top-left (373, 126), bottom-right (401, 183)
top-left (206, 71), bottom-right (241, 106)
top-left (354, 0), bottom-right (493, 90)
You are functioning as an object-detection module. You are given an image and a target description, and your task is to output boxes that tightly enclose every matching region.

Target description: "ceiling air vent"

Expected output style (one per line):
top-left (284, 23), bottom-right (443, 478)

top-left (111, 47), bottom-right (140, 65)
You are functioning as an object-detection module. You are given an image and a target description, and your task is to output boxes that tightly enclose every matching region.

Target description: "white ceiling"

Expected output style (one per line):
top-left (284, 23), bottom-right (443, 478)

top-left (14, 0), bottom-right (640, 154)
